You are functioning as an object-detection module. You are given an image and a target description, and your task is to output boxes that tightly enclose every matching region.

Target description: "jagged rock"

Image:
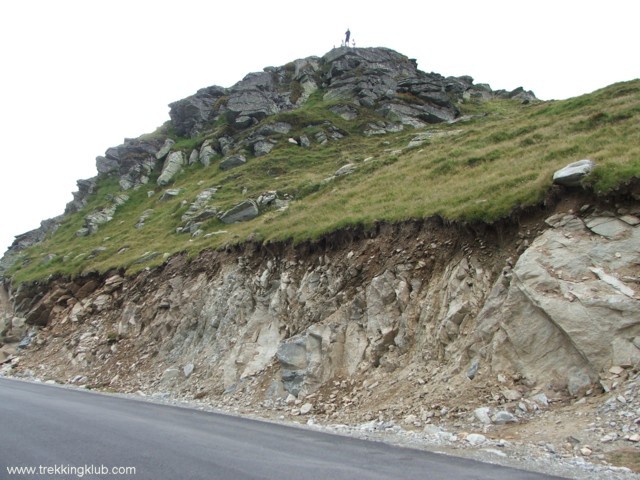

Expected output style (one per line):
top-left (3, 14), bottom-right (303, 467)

top-left (155, 139), bottom-right (176, 160)
top-left (65, 178), bottom-right (97, 214)
top-left (552, 159), bottom-right (595, 186)
top-left (219, 200), bottom-right (259, 224)
top-left (474, 407), bottom-right (492, 425)
top-left (329, 104), bottom-right (358, 120)
top-left (96, 155), bottom-right (119, 174)
top-left (585, 216), bottom-right (629, 239)
top-left (199, 140), bottom-right (217, 167)
top-left (169, 86), bottom-right (227, 137)
top-left (179, 187), bottom-right (220, 232)
top-left (473, 211), bottom-right (640, 393)
top-left (188, 149), bottom-right (199, 165)
top-left (226, 90), bottom-right (279, 125)
top-left (183, 363), bottom-right (194, 378)
top-left (257, 122), bottom-right (292, 135)
top-left (335, 163), bottom-right (356, 176)
top-left (157, 151), bottom-right (185, 186)
top-left (160, 189), bottom-right (182, 201)
top-left (299, 135), bottom-right (310, 148)
top-left (77, 194), bottom-right (129, 236)
top-left (466, 433), bottom-right (487, 445)
top-left (219, 154), bottom-right (246, 171)
top-left (135, 209), bottom-right (154, 229)
top-left (253, 140), bottom-right (275, 157)
top-left (492, 411), bottom-right (518, 424)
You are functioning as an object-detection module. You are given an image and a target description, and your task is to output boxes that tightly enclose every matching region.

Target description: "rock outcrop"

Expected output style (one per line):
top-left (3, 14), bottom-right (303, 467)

top-left (4, 202), bottom-right (638, 407)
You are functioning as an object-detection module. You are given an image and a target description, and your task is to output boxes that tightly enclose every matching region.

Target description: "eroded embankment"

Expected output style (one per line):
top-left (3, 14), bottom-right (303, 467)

top-left (1, 189), bottom-right (639, 432)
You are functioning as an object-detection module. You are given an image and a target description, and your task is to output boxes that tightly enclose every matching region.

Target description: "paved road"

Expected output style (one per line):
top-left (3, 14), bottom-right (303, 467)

top-left (0, 378), bottom-right (565, 479)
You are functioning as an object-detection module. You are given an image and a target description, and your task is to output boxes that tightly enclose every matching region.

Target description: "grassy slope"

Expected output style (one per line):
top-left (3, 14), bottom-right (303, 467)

top-left (8, 80), bottom-right (640, 283)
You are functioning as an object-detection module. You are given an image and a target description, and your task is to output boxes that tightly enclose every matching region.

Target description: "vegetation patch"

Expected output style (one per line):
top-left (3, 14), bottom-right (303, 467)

top-left (7, 80), bottom-right (640, 284)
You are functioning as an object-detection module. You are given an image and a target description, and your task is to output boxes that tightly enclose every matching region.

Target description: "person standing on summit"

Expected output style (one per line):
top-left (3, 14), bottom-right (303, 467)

top-left (345, 28), bottom-right (351, 46)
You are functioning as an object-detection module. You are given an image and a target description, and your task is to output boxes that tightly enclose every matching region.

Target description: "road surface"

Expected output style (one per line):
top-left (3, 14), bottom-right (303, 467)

top-left (0, 377), bottom-right (565, 479)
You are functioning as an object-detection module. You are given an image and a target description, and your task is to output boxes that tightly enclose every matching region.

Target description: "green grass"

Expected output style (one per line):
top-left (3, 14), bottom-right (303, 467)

top-left (7, 80), bottom-right (640, 284)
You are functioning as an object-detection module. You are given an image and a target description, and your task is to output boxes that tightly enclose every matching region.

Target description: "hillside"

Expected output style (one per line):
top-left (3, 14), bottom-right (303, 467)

top-left (1, 47), bottom-right (640, 477)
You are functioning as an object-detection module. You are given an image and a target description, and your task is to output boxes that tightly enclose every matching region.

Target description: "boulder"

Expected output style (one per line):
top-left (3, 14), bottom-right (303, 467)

top-left (226, 90), bottom-right (279, 124)
top-left (96, 155), bottom-right (119, 174)
top-left (157, 151), bottom-right (185, 186)
top-left (219, 154), bottom-right (247, 171)
top-left (253, 140), bottom-right (275, 157)
top-left (219, 200), bottom-right (259, 224)
top-left (168, 86), bottom-right (227, 137)
top-left (199, 141), bottom-right (217, 167)
top-left (155, 139), bottom-right (175, 160)
top-left (552, 159), bottom-right (595, 186)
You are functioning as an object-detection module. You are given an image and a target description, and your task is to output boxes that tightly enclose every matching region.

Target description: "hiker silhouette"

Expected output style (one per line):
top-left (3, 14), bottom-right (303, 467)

top-left (345, 28), bottom-right (351, 46)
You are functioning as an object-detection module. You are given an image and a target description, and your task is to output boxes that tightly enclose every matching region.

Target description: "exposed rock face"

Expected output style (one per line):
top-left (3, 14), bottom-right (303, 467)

top-left (168, 86), bottom-right (227, 138)
top-left (471, 212), bottom-right (639, 395)
top-left (6, 205), bottom-right (637, 407)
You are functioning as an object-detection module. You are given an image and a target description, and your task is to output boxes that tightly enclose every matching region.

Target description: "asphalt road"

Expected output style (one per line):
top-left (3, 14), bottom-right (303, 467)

top-left (0, 377), bottom-right (565, 480)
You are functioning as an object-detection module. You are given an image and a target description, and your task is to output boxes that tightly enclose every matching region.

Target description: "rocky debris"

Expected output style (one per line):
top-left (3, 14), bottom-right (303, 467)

top-left (219, 200), bottom-right (259, 224)
top-left (329, 104), bottom-right (358, 120)
top-left (157, 151), bottom-right (185, 186)
top-left (256, 191), bottom-right (291, 211)
top-left (97, 137), bottom-right (165, 190)
top-left (135, 209), bottom-right (154, 229)
top-left (364, 122), bottom-right (404, 136)
top-left (76, 194), bottom-right (129, 237)
top-left (177, 187), bottom-right (220, 234)
top-left (219, 154), bottom-right (247, 171)
top-left (553, 159), bottom-right (596, 187)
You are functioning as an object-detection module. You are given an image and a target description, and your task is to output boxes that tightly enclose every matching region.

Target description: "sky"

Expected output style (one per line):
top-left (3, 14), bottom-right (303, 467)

top-left (1, 0), bottom-right (638, 253)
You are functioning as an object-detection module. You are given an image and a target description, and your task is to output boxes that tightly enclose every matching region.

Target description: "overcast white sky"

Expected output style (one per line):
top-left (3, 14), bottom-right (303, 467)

top-left (1, 0), bottom-right (638, 253)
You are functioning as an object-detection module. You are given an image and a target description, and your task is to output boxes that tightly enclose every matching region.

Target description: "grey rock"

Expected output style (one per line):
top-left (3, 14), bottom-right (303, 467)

top-left (226, 90), bottom-right (279, 124)
top-left (466, 433), bottom-right (487, 445)
top-left (183, 363), bottom-right (195, 378)
top-left (492, 411), bottom-right (518, 424)
top-left (188, 149), bottom-right (199, 165)
top-left (474, 407), bottom-right (492, 425)
top-left (199, 141), bottom-right (217, 167)
top-left (585, 216), bottom-right (630, 239)
top-left (219, 154), bottom-right (247, 171)
top-left (155, 138), bottom-right (176, 160)
top-left (335, 163), bottom-right (356, 176)
top-left (299, 135), bottom-right (310, 148)
top-left (329, 104), bottom-right (359, 120)
top-left (161, 367), bottom-right (181, 384)
top-left (168, 85), bottom-right (227, 137)
top-left (157, 151), bottom-right (185, 186)
top-left (160, 189), bottom-right (182, 201)
top-left (219, 200), bottom-right (259, 224)
top-left (96, 155), bottom-right (119, 174)
top-left (466, 358), bottom-right (480, 380)
top-left (552, 159), bottom-right (595, 186)
top-left (257, 122), bottom-right (292, 135)
top-left (253, 140), bottom-right (275, 157)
